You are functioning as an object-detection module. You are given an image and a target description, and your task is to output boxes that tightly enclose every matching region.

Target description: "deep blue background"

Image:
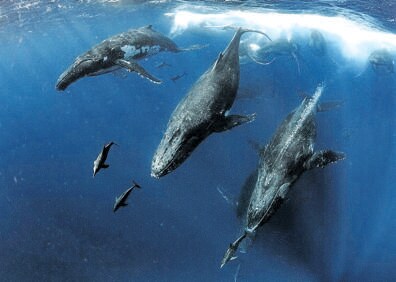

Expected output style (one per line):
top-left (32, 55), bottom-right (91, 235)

top-left (0, 1), bottom-right (395, 281)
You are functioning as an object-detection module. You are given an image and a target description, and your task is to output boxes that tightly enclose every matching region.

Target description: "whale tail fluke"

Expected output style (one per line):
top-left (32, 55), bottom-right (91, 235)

top-left (132, 181), bottom-right (141, 189)
top-left (204, 25), bottom-right (272, 42)
top-left (220, 232), bottom-right (248, 268)
top-left (238, 27), bottom-right (272, 42)
top-left (248, 52), bottom-right (277, 66)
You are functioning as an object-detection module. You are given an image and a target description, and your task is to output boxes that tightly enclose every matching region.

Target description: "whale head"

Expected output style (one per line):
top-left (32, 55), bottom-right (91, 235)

top-left (56, 55), bottom-right (110, 91)
top-left (151, 124), bottom-right (207, 178)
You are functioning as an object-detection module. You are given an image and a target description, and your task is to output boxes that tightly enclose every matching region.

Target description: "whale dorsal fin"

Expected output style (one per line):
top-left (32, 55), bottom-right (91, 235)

top-left (213, 52), bottom-right (224, 70)
top-left (145, 25), bottom-right (153, 29)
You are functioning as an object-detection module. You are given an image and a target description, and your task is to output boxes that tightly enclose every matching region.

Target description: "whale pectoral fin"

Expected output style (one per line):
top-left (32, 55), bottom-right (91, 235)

top-left (316, 100), bottom-right (344, 112)
top-left (102, 164), bottom-right (110, 169)
top-left (212, 113), bottom-right (256, 132)
top-left (115, 59), bottom-right (161, 84)
top-left (292, 52), bottom-right (301, 75)
top-left (305, 150), bottom-right (345, 170)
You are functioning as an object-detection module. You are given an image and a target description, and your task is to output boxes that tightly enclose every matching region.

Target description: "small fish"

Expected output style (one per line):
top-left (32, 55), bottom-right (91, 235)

top-left (155, 62), bottom-right (172, 68)
top-left (93, 142), bottom-right (118, 177)
top-left (170, 71), bottom-right (187, 82)
top-left (113, 181), bottom-right (141, 213)
top-left (220, 232), bottom-right (247, 268)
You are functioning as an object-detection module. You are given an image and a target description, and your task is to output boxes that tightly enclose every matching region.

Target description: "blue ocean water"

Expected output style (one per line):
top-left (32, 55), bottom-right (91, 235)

top-left (0, 1), bottom-right (395, 281)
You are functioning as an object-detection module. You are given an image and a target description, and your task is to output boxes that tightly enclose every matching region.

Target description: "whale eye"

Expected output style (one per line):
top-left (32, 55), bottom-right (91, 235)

top-left (166, 128), bottom-right (181, 143)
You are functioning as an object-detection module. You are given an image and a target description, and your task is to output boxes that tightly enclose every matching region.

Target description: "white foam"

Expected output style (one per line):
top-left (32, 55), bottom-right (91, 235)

top-left (167, 8), bottom-right (396, 62)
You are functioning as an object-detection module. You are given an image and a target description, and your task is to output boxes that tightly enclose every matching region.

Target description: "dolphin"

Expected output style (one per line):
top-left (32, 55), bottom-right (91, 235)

top-left (56, 25), bottom-right (199, 90)
top-left (151, 28), bottom-right (270, 178)
top-left (220, 85), bottom-right (345, 267)
top-left (93, 141), bottom-right (117, 177)
top-left (113, 181), bottom-right (141, 213)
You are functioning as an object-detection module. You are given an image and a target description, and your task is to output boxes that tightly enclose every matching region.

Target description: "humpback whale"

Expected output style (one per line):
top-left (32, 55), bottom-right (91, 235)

top-left (221, 85), bottom-right (345, 267)
top-left (309, 30), bottom-right (327, 56)
top-left (56, 25), bottom-right (192, 90)
top-left (368, 49), bottom-right (394, 74)
top-left (93, 141), bottom-right (117, 177)
top-left (355, 49), bottom-right (394, 78)
top-left (151, 28), bottom-right (271, 178)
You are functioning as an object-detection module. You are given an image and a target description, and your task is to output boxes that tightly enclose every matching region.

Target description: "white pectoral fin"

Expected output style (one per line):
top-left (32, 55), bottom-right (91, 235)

top-left (230, 256), bottom-right (237, 261)
top-left (115, 59), bottom-right (161, 84)
top-left (216, 186), bottom-right (236, 207)
top-left (212, 113), bottom-right (256, 133)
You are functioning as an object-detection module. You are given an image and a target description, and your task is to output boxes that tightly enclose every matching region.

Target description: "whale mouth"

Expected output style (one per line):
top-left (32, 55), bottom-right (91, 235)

top-left (56, 70), bottom-right (74, 91)
top-left (151, 153), bottom-right (178, 178)
top-left (151, 137), bottom-right (187, 178)
top-left (150, 170), bottom-right (162, 179)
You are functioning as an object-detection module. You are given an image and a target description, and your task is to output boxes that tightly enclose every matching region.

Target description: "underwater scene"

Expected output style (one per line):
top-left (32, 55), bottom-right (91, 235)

top-left (1, 0), bottom-right (395, 281)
